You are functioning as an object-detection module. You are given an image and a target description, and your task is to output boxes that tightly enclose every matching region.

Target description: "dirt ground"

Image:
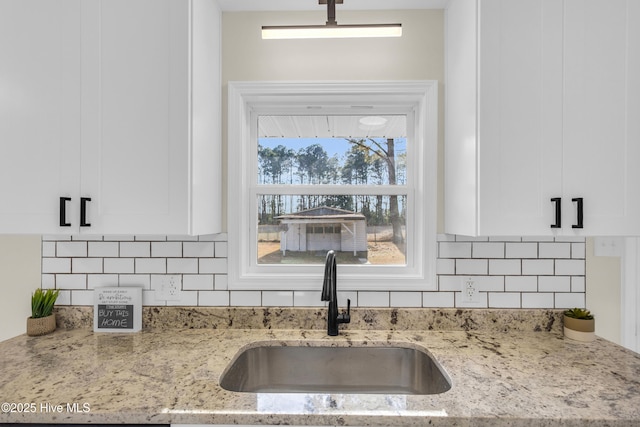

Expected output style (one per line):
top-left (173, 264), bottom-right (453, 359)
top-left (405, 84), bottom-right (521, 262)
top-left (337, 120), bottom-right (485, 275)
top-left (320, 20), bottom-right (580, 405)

top-left (257, 241), bottom-right (406, 265)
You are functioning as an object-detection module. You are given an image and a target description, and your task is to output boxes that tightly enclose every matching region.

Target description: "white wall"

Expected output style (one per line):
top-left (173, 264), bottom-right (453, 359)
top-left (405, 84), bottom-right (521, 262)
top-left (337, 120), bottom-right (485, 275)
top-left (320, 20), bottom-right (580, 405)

top-left (586, 239), bottom-right (621, 344)
top-left (0, 235), bottom-right (41, 341)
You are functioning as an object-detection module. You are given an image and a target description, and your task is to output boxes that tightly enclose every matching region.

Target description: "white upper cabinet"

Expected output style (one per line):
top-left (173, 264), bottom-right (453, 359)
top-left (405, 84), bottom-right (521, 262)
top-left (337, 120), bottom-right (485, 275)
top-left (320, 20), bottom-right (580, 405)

top-left (0, 0), bottom-right (82, 234)
top-left (445, 0), bottom-right (640, 236)
top-left (0, 0), bottom-right (221, 235)
top-left (562, 0), bottom-right (640, 236)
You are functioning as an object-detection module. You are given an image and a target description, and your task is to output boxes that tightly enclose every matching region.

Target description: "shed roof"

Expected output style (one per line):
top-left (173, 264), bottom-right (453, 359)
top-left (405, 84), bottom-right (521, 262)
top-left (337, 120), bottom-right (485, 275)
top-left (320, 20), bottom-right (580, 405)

top-left (276, 206), bottom-right (365, 221)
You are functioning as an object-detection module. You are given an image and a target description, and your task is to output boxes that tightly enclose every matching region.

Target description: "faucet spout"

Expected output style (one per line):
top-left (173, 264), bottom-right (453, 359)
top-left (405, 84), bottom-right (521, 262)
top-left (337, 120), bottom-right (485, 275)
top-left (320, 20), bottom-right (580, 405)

top-left (321, 250), bottom-right (350, 336)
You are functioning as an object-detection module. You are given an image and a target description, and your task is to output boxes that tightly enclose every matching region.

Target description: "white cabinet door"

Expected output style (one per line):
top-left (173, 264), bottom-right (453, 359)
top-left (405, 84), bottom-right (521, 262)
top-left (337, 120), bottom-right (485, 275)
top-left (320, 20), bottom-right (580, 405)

top-left (477, 0), bottom-right (564, 236)
top-left (80, 0), bottom-right (221, 235)
top-left (0, 0), bottom-right (82, 234)
top-left (446, 0), bottom-right (640, 237)
top-left (445, 0), bottom-right (564, 236)
top-left (562, 0), bottom-right (640, 236)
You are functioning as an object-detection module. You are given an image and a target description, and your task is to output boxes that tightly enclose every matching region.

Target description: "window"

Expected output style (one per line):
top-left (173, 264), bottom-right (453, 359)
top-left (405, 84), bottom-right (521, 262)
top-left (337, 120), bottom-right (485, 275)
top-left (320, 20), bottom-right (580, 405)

top-left (228, 81), bottom-right (437, 291)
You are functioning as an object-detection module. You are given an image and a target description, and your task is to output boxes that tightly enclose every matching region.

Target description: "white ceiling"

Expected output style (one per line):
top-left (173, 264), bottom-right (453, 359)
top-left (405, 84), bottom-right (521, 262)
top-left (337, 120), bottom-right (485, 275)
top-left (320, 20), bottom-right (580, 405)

top-left (259, 115), bottom-right (407, 139)
top-left (218, 0), bottom-right (448, 12)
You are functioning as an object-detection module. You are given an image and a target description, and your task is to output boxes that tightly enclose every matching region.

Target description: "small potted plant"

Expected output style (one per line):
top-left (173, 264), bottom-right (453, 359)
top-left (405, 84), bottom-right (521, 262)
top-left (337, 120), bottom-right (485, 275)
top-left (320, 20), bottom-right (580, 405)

top-left (563, 308), bottom-right (595, 342)
top-left (27, 288), bottom-right (60, 336)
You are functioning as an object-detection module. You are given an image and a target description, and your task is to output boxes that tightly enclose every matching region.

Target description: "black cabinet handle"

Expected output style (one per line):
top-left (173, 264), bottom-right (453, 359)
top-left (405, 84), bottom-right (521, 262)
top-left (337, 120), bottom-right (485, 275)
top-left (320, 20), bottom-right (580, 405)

top-left (550, 197), bottom-right (561, 228)
top-left (572, 197), bottom-right (583, 229)
top-left (80, 197), bottom-right (91, 227)
top-left (59, 197), bottom-right (72, 227)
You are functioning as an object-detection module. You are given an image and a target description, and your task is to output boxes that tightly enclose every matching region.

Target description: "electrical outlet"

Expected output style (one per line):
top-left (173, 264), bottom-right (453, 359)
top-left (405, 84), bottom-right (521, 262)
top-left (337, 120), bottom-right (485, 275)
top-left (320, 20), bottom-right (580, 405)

top-left (462, 277), bottom-right (479, 303)
top-left (157, 275), bottom-right (181, 301)
top-left (593, 237), bottom-right (623, 257)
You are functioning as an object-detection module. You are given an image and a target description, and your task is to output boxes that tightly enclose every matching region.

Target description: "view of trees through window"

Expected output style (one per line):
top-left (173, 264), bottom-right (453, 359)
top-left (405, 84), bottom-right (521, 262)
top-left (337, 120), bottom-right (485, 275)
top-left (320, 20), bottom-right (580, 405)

top-left (256, 115), bottom-right (408, 265)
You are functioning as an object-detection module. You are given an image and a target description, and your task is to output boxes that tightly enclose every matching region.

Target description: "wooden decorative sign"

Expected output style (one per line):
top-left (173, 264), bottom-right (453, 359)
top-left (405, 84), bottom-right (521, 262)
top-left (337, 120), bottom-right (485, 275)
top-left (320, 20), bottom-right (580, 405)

top-left (94, 287), bottom-right (142, 333)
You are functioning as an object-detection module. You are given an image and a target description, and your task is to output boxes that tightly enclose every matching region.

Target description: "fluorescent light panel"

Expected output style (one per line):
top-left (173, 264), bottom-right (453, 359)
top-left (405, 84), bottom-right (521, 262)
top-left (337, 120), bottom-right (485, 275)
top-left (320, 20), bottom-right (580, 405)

top-left (262, 23), bottom-right (402, 39)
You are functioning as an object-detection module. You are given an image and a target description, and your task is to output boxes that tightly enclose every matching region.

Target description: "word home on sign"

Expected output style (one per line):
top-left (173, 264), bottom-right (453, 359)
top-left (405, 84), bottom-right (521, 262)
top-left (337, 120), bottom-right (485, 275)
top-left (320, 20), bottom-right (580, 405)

top-left (94, 287), bottom-right (142, 333)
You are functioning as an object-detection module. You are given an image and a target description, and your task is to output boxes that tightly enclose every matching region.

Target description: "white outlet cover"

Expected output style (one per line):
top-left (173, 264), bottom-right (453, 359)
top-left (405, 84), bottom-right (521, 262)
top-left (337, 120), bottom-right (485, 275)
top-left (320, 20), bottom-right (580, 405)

top-left (594, 237), bottom-right (623, 257)
top-left (157, 275), bottom-right (182, 301)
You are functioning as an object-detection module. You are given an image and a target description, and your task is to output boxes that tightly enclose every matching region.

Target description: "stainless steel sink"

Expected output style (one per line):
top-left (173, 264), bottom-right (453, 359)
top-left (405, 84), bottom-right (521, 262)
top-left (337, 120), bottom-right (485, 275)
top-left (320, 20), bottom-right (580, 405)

top-left (219, 344), bottom-right (451, 395)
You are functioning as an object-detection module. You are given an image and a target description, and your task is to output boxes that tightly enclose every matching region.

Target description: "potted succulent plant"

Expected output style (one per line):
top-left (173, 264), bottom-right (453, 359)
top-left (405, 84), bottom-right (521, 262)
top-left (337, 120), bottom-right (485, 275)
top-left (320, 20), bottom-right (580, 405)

top-left (563, 308), bottom-right (595, 342)
top-left (26, 288), bottom-right (60, 336)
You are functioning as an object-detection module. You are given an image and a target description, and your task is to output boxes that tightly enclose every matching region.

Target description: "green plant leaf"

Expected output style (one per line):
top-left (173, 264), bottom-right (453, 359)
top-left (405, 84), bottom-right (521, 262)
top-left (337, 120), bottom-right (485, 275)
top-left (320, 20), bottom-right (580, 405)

top-left (31, 288), bottom-right (60, 318)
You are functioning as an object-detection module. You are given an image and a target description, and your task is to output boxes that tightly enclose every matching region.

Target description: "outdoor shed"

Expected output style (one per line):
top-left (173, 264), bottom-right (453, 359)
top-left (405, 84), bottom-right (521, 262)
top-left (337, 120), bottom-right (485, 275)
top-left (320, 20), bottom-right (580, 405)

top-left (276, 206), bottom-right (367, 256)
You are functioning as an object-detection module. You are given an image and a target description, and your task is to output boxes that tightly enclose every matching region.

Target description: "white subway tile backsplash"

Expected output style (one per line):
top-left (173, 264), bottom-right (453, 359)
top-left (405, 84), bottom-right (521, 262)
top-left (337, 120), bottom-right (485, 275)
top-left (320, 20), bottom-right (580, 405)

top-left (522, 259), bottom-right (555, 275)
top-left (505, 242), bottom-right (538, 259)
top-left (472, 242), bottom-right (505, 259)
top-left (438, 275), bottom-right (462, 292)
top-left (183, 242), bottom-right (215, 258)
top-left (539, 242), bottom-right (571, 259)
top-left (88, 241), bottom-right (119, 258)
top-left (215, 241), bottom-right (228, 258)
top-left (262, 291), bottom-right (294, 307)
top-left (167, 235), bottom-right (198, 242)
top-left (358, 292), bottom-right (389, 307)
top-left (488, 259), bottom-right (521, 275)
top-left (214, 275), bottom-right (228, 290)
top-left (422, 292), bottom-right (455, 308)
top-left (56, 274), bottom-right (87, 290)
top-left (71, 289), bottom-right (94, 305)
top-left (471, 276), bottom-right (505, 292)
top-left (142, 290), bottom-right (166, 306)
top-left (436, 258), bottom-right (455, 275)
top-left (571, 242), bottom-right (586, 259)
top-left (42, 242), bottom-right (56, 257)
top-left (167, 258), bottom-right (198, 274)
top-left (72, 258), bottom-right (103, 274)
top-left (436, 234), bottom-right (455, 242)
top-left (293, 291), bottom-right (324, 307)
top-left (455, 292), bottom-right (488, 308)
top-left (183, 274), bottom-right (214, 291)
top-left (488, 292), bottom-right (521, 308)
top-left (41, 235), bottom-right (586, 310)
top-left (167, 291), bottom-right (198, 306)
top-left (87, 274), bottom-right (118, 289)
top-left (439, 242), bottom-right (471, 258)
top-left (120, 242), bottom-right (151, 258)
top-left (555, 259), bottom-right (586, 276)
top-left (455, 235), bottom-right (489, 242)
top-left (41, 274), bottom-right (55, 289)
top-left (135, 235), bottom-right (167, 241)
top-left (55, 290), bottom-right (71, 305)
top-left (103, 235), bottom-right (135, 241)
top-left (522, 292), bottom-right (554, 308)
top-left (555, 292), bottom-right (585, 309)
top-left (456, 259), bottom-right (488, 275)
top-left (42, 258), bottom-right (71, 274)
top-left (120, 276), bottom-right (151, 289)
top-left (135, 258), bottom-right (166, 274)
top-left (390, 292), bottom-right (422, 307)
top-left (104, 258), bottom-right (135, 274)
top-left (152, 242), bottom-right (182, 258)
top-left (200, 258), bottom-right (228, 274)
top-left (230, 291), bottom-right (262, 306)
top-left (571, 276), bottom-right (586, 293)
top-left (199, 290), bottom-right (230, 306)
top-left (505, 276), bottom-right (537, 292)
top-left (538, 276), bottom-right (571, 292)
top-left (488, 236), bottom-right (522, 242)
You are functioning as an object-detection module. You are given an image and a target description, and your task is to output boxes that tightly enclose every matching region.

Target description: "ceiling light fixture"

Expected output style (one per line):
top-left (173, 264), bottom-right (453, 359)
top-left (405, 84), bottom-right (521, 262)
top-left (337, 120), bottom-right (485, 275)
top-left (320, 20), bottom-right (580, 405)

top-left (261, 0), bottom-right (402, 40)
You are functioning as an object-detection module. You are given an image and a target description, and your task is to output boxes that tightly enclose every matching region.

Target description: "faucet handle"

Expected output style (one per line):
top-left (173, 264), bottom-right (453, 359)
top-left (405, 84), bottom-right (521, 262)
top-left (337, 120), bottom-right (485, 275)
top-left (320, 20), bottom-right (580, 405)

top-left (338, 298), bottom-right (351, 324)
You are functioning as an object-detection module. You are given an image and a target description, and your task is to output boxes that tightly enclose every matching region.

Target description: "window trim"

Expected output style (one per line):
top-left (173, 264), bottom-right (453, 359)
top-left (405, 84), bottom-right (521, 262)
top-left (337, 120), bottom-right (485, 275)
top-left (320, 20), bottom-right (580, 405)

top-left (228, 81), bottom-right (438, 291)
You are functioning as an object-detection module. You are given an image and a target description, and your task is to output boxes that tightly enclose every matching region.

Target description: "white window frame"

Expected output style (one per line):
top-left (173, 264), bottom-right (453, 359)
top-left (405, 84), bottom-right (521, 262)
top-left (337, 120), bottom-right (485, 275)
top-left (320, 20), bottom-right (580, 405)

top-left (228, 81), bottom-right (437, 291)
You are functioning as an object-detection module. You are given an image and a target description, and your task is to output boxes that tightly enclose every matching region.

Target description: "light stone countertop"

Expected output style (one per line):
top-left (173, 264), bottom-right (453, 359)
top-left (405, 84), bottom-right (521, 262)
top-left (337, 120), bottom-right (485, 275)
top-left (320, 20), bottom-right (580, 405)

top-left (1, 311), bottom-right (640, 427)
